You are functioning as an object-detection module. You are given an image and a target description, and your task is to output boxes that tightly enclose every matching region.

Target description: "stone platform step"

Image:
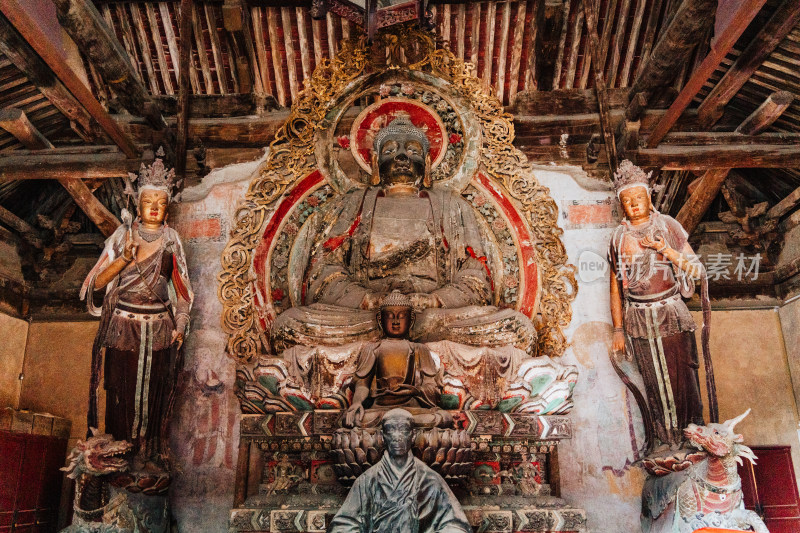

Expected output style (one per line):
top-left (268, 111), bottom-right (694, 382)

top-left (229, 505), bottom-right (587, 532)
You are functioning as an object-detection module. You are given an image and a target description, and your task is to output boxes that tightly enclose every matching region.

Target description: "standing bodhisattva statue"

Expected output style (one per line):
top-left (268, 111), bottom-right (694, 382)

top-left (81, 151), bottom-right (193, 468)
top-left (608, 160), bottom-right (711, 448)
top-left (272, 116), bottom-right (537, 354)
top-left (329, 408), bottom-right (472, 533)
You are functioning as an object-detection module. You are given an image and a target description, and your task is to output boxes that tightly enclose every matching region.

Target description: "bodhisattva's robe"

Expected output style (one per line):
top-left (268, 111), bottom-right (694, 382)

top-left (608, 211), bottom-right (704, 445)
top-left (81, 223), bottom-right (193, 459)
top-left (272, 187), bottom-right (537, 353)
top-left (329, 453), bottom-right (472, 533)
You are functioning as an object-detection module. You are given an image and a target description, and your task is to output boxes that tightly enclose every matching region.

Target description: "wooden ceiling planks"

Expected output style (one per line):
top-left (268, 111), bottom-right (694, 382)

top-left (86, 1), bottom-right (676, 107)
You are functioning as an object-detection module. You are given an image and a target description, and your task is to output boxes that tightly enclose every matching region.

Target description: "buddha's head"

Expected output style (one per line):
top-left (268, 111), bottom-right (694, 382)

top-left (371, 117), bottom-right (431, 188)
top-left (138, 187), bottom-right (170, 227)
top-left (378, 290), bottom-right (414, 338)
top-left (381, 408), bottom-right (415, 459)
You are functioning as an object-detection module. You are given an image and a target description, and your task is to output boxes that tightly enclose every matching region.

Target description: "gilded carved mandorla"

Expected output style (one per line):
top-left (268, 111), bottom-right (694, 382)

top-left (217, 25), bottom-right (577, 365)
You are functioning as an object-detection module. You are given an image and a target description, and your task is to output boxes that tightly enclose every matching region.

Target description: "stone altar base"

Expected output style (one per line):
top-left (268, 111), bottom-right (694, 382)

top-left (230, 411), bottom-right (586, 533)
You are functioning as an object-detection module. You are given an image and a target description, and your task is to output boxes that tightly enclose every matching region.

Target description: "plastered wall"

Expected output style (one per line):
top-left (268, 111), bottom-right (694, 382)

top-left (0, 313), bottom-right (28, 409)
top-left (18, 321), bottom-right (101, 447)
top-left (695, 308), bottom-right (800, 487)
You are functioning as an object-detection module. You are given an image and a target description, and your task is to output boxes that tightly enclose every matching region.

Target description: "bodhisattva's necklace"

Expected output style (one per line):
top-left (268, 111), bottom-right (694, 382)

top-left (137, 224), bottom-right (164, 243)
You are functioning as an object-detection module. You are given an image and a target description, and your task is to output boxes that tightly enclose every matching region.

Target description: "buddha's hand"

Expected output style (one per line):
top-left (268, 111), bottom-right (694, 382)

top-left (344, 403), bottom-right (364, 427)
top-left (409, 293), bottom-right (441, 310)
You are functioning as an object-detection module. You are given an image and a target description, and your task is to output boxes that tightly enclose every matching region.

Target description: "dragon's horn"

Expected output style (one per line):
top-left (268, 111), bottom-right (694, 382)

top-left (724, 408), bottom-right (751, 433)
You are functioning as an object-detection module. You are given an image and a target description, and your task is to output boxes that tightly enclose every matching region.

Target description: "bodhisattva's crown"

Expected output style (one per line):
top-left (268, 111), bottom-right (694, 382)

top-left (613, 159), bottom-right (652, 197)
top-left (373, 117), bottom-right (430, 156)
top-left (126, 147), bottom-right (177, 200)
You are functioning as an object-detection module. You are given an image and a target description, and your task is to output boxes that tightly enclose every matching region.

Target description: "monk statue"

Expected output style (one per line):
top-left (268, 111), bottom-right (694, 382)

top-left (81, 151), bottom-right (193, 468)
top-left (344, 291), bottom-right (451, 429)
top-left (329, 408), bottom-right (472, 533)
top-left (608, 160), bottom-right (708, 448)
top-left (272, 117), bottom-right (537, 354)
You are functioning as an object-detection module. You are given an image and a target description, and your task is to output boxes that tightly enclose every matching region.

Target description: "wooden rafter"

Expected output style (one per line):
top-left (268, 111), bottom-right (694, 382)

top-left (176, 0), bottom-right (194, 180)
top-left (627, 0), bottom-right (716, 121)
top-left (51, 0), bottom-right (166, 130)
top-left (697, 0), bottom-right (800, 129)
top-left (646, 0), bottom-right (768, 147)
top-left (0, 108), bottom-right (53, 150)
top-left (58, 178), bottom-right (120, 237)
top-left (582, 0), bottom-right (618, 173)
top-left (675, 91), bottom-right (794, 233)
top-left (0, 14), bottom-right (96, 142)
top-left (0, 0), bottom-right (139, 157)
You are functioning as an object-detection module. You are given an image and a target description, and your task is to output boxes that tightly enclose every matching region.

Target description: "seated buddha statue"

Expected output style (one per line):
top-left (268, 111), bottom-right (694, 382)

top-left (344, 291), bottom-right (451, 429)
top-left (271, 117), bottom-right (537, 355)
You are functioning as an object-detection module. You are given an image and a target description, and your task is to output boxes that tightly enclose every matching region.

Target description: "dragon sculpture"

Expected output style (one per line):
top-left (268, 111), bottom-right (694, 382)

top-left (60, 430), bottom-right (172, 533)
top-left (60, 430), bottom-right (138, 532)
top-left (642, 409), bottom-right (769, 533)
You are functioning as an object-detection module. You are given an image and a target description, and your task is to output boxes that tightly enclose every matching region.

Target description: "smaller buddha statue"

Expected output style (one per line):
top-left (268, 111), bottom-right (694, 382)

top-left (343, 291), bottom-right (450, 429)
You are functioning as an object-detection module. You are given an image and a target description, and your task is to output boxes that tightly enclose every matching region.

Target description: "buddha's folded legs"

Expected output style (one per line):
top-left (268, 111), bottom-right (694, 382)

top-left (271, 303), bottom-right (537, 354)
top-left (413, 306), bottom-right (537, 354)
top-left (271, 303), bottom-right (380, 353)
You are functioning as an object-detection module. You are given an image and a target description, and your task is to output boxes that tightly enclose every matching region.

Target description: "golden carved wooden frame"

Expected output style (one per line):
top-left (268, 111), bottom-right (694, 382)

top-left (217, 26), bottom-right (577, 364)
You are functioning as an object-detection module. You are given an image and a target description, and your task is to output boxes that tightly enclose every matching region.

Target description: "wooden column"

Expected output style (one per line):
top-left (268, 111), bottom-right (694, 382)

top-left (675, 91), bottom-right (795, 234)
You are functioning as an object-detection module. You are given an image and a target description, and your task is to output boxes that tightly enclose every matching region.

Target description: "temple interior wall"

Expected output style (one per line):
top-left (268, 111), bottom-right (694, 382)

top-left (0, 312), bottom-right (28, 409)
top-left (693, 309), bottom-right (800, 487)
top-left (4, 159), bottom-right (800, 531)
top-left (17, 320), bottom-right (101, 449)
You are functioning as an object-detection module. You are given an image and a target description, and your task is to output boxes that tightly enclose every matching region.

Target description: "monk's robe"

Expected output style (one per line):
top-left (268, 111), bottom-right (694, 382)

top-left (329, 453), bottom-right (472, 533)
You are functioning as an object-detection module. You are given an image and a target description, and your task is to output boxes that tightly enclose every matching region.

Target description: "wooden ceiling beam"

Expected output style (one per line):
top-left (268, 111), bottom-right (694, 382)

top-left (0, 0), bottom-right (140, 157)
top-left (636, 143), bottom-right (800, 170)
top-left (176, 0), bottom-right (194, 180)
top-left (51, 0), bottom-right (166, 131)
top-left (674, 92), bottom-right (792, 233)
top-left (58, 178), bottom-right (120, 237)
top-left (0, 147), bottom-right (152, 182)
top-left (582, 0), bottom-right (618, 173)
top-left (626, 0), bottom-right (716, 121)
top-left (645, 0), bottom-right (768, 148)
top-left (696, 0), bottom-right (800, 129)
top-left (0, 108), bottom-right (54, 150)
top-left (0, 14), bottom-right (96, 142)
top-left (735, 90), bottom-right (795, 135)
